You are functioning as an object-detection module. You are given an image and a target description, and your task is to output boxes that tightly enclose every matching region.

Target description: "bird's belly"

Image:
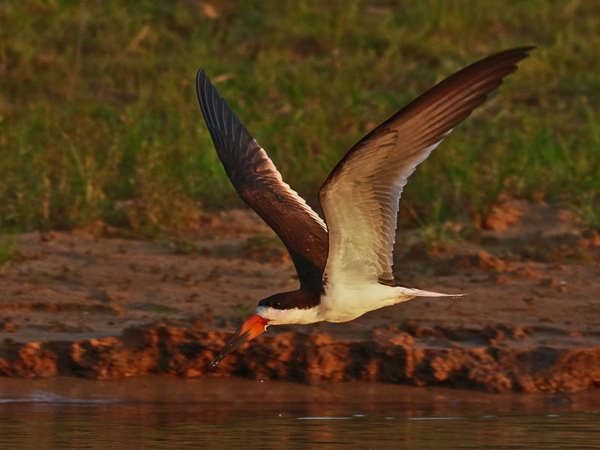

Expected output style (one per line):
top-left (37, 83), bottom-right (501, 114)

top-left (319, 283), bottom-right (402, 323)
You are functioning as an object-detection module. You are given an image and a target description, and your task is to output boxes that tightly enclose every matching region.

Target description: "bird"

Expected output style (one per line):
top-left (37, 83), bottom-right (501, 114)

top-left (196, 46), bottom-right (534, 366)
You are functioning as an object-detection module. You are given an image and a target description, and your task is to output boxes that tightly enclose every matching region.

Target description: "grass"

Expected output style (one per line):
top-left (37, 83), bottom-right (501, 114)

top-left (0, 0), bottom-right (599, 233)
top-left (0, 235), bottom-right (18, 266)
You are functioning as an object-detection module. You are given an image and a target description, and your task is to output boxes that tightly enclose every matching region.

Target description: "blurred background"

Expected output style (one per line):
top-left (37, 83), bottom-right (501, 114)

top-left (0, 0), bottom-right (598, 236)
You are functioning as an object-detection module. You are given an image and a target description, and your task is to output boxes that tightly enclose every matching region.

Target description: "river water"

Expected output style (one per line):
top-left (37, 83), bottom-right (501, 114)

top-left (1, 377), bottom-right (599, 449)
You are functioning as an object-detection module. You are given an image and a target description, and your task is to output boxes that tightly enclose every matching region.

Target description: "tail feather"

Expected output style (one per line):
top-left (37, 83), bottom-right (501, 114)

top-left (397, 287), bottom-right (464, 298)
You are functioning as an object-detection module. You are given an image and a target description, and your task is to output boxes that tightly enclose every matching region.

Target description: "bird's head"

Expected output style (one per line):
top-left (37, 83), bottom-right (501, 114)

top-left (211, 290), bottom-right (322, 365)
top-left (211, 314), bottom-right (269, 366)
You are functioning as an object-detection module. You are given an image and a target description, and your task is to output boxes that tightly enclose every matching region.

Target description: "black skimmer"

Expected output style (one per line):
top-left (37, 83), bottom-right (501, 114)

top-left (197, 46), bottom-right (534, 365)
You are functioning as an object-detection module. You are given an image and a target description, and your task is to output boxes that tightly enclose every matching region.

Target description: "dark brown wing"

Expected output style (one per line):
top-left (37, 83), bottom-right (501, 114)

top-left (196, 69), bottom-right (328, 289)
top-left (319, 47), bottom-right (534, 287)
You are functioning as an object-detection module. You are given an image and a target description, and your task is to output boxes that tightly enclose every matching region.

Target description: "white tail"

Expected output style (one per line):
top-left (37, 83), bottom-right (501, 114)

top-left (396, 286), bottom-right (464, 298)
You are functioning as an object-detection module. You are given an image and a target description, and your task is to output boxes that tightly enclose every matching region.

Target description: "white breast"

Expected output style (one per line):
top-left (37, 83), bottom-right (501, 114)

top-left (318, 283), bottom-right (413, 323)
top-left (255, 284), bottom-right (457, 326)
top-left (254, 305), bottom-right (323, 325)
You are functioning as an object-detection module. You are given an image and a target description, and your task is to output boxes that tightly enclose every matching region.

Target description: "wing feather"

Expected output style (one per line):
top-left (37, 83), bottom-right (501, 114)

top-left (196, 70), bottom-right (329, 289)
top-left (319, 47), bottom-right (534, 287)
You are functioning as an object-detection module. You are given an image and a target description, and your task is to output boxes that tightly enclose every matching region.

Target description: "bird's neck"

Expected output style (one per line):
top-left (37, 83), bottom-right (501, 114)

top-left (255, 303), bottom-right (324, 326)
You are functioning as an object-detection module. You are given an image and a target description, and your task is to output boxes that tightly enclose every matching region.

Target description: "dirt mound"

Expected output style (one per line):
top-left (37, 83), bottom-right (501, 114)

top-left (0, 204), bottom-right (598, 392)
top-left (2, 322), bottom-right (600, 392)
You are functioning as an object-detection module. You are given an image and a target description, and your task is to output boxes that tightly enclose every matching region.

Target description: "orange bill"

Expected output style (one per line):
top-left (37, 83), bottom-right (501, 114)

top-left (211, 314), bottom-right (269, 366)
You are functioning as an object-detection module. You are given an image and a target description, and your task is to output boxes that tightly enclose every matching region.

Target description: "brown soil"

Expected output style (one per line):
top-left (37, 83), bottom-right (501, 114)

top-left (0, 200), bottom-right (599, 392)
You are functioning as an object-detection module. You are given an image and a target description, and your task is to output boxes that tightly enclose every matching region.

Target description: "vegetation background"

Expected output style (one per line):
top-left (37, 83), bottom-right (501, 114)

top-left (0, 0), bottom-right (598, 235)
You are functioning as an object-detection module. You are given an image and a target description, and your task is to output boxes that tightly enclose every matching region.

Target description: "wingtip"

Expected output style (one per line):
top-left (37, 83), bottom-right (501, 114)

top-left (197, 67), bottom-right (212, 89)
top-left (498, 45), bottom-right (536, 64)
top-left (511, 45), bottom-right (536, 52)
top-left (478, 46), bottom-right (535, 70)
top-left (513, 45), bottom-right (536, 59)
top-left (196, 68), bottom-right (207, 89)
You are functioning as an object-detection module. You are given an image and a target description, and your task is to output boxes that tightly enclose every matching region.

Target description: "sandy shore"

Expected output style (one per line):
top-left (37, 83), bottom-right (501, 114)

top-left (0, 201), bottom-right (599, 392)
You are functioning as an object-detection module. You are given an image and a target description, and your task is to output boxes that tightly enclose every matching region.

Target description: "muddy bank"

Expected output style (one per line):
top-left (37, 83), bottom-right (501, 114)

top-left (0, 203), bottom-right (599, 392)
top-left (2, 321), bottom-right (600, 393)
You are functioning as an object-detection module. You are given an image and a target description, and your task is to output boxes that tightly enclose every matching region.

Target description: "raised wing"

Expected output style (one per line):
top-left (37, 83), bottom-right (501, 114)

top-left (196, 70), bottom-right (329, 289)
top-left (319, 47), bottom-right (534, 287)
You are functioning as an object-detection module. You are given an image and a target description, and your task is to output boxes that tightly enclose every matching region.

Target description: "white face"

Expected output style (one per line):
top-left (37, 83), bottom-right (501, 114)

top-left (255, 305), bottom-right (323, 326)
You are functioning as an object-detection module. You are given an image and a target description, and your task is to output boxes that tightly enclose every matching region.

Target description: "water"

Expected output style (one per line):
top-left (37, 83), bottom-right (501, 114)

top-left (1, 378), bottom-right (600, 449)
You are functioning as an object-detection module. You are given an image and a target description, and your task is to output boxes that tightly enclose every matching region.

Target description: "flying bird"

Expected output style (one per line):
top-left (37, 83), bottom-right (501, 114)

top-left (197, 46), bottom-right (533, 365)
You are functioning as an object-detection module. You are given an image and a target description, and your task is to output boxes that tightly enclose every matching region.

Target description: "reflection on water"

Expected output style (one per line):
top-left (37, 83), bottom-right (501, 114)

top-left (1, 378), bottom-right (600, 449)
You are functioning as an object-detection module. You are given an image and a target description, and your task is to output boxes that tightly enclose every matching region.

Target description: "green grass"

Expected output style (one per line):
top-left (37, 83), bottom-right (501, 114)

top-left (1, 0), bottom-right (599, 233)
top-left (0, 235), bottom-right (18, 266)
